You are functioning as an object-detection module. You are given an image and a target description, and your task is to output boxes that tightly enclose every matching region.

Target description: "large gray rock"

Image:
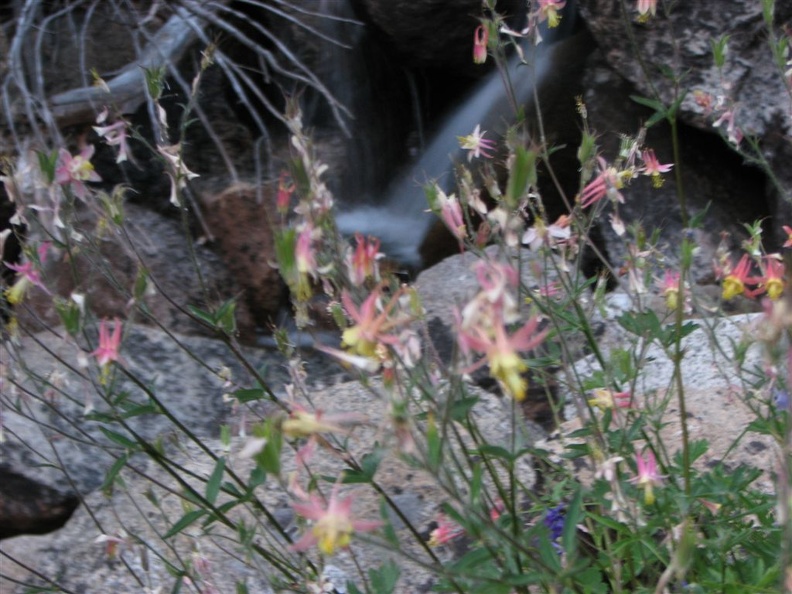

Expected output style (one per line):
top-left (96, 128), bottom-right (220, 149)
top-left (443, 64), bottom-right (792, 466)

top-left (0, 371), bottom-right (542, 594)
top-left (0, 322), bottom-right (307, 528)
top-left (548, 312), bottom-right (778, 494)
top-left (579, 0), bottom-right (792, 246)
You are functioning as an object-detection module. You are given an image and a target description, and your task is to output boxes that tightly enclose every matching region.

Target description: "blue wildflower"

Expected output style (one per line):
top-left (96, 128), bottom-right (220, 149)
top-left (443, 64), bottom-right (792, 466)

top-left (773, 388), bottom-right (789, 410)
top-left (543, 504), bottom-right (565, 552)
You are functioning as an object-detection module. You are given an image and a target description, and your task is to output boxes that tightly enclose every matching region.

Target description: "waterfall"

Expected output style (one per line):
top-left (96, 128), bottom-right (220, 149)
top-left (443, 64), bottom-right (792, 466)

top-left (334, 16), bottom-right (582, 269)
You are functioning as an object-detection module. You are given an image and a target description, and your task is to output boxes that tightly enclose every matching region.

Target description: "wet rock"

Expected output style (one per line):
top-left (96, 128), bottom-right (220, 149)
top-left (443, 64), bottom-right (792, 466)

top-left (356, 0), bottom-right (527, 76)
top-left (580, 47), bottom-right (770, 287)
top-left (579, 0), bottom-right (792, 247)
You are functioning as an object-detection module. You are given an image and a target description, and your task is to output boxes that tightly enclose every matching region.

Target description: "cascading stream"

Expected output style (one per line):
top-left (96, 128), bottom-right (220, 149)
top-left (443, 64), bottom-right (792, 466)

top-left (334, 10), bottom-right (582, 269)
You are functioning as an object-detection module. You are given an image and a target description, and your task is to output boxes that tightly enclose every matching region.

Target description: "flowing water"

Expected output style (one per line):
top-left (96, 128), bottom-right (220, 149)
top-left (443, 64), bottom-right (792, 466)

top-left (335, 40), bottom-right (559, 268)
top-left (324, 4), bottom-right (583, 269)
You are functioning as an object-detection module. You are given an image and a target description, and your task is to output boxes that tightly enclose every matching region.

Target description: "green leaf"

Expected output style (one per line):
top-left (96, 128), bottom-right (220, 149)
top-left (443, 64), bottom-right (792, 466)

top-left (54, 297), bottom-right (82, 336)
top-left (253, 418), bottom-right (282, 476)
top-left (98, 427), bottom-right (137, 449)
top-left (101, 453), bottom-right (129, 495)
top-left (505, 146), bottom-right (536, 208)
top-left (164, 509), bottom-right (207, 539)
top-left (36, 149), bottom-right (59, 185)
top-left (689, 202), bottom-right (711, 228)
top-left (449, 395), bottom-right (479, 421)
top-left (368, 560), bottom-right (400, 594)
top-left (330, 447), bottom-right (384, 484)
top-left (247, 466), bottom-right (267, 493)
top-left (274, 228), bottom-right (297, 283)
top-left (471, 583), bottom-right (511, 594)
top-left (478, 444), bottom-right (514, 461)
top-left (120, 402), bottom-right (161, 418)
top-left (645, 110), bottom-right (667, 128)
top-left (562, 488), bottom-right (583, 557)
top-left (426, 414), bottom-right (443, 470)
top-left (469, 463), bottom-right (483, 506)
top-left (143, 65), bottom-right (167, 100)
top-left (187, 305), bottom-right (216, 326)
top-left (359, 445), bottom-right (385, 481)
top-left (215, 298), bottom-right (237, 334)
top-left (630, 94), bottom-right (665, 113)
top-left (232, 388), bottom-right (266, 403)
top-left (205, 457), bottom-right (226, 505)
top-left (379, 498), bottom-right (400, 548)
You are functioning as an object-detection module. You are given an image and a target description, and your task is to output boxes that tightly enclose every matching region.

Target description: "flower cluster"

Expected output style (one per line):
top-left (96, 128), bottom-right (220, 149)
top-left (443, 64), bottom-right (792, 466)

top-left (4, 242), bottom-right (51, 305)
top-left (290, 480), bottom-right (382, 556)
top-left (717, 253), bottom-right (786, 301)
top-left (319, 285), bottom-right (420, 377)
top-left (458, 124), bottom-right (496, 162)
top-left (629, 449), bottom-right (666, 505)
top-left (693, 90), bottom-right (744, 146)
top-left (93, 108), bottom-right (132, 164)
top-left (56, 145), bottom-right (102, 200)
top-left (456, 259), bottom-right (548, 401)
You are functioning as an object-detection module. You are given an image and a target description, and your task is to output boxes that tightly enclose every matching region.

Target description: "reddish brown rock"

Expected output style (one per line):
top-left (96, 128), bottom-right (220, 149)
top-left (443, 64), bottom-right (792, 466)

top-left (202, 183), bottom-right (286, 329)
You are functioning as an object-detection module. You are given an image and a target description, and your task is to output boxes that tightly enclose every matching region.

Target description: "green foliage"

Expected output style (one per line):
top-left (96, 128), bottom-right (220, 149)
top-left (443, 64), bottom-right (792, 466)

top-left (188, 298), bottom-right (238, 335)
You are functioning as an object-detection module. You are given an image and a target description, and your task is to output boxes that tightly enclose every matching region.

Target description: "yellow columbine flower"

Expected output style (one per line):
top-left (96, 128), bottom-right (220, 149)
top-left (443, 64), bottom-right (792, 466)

top-left (490, 350), bottom-right (528, 402)
top-left (4, 276), bottom-right (30, 305)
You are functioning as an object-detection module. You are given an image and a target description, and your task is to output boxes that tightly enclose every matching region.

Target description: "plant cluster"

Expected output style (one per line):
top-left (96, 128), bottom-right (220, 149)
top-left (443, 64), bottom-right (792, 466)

top-left (1, 0), bottom-right (791, 593)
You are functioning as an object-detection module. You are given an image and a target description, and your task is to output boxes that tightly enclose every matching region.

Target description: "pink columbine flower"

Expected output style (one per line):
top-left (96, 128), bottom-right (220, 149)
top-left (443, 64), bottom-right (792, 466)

top-left (92, 318), bottom-right (123, 369)
top-left (783, 225), bottom-right (792, 248)
top-left (4, 242), bottom-right (51, 304)
top-left (693, 90), bottom-right (714, 115)
top-left (276, 171), bottom-right (295, 214)
top-left (457, 314), bottom-right (548, 402)
top-left (751, 255), bottom-right (785, 301)
top-left (660, 270), bottom-right (682, 311)
top-left (348, 233), bottom-right (382, 286)
top-left (713, 105), bottom-right (743, 146)
top-left (282, 405), bottom-right (366, 439)
top-left (720, 254), bottom-right (754, 300)
top-left (340, 286), bottom-right (409, 360)
top-left (579, 158), bottom-right (623, 208)
top-left (436, 190), bottom-right (467, 242)
top-left (55, 145), bottom-right (102, 199)
top-left (93, 109), bottom-right (132, 164)
top-left (587, 388), bottom-right (633, 411)
top-left (295, 223), bottom-right (318, 276)
top-left (158, 144), bottom-right (199, 207)
top-left (629, 449), bottom-right (666, 505)
top-left (636, 0), bottom-right (657, 20)
top-left (473, 25), bottom-right (488, 64)
top-left (290, 481), bottom-right (382, 555)
top-left (537, 0), bottom-right (567, 28)
top-left (521, 215), bottom-right (572, 251)
top-left (429, 513), bottom-right (464, 547)
top-left (458, 125), bottom-right (496, 162)
top-left (640, 149), bottom-right (673, 188)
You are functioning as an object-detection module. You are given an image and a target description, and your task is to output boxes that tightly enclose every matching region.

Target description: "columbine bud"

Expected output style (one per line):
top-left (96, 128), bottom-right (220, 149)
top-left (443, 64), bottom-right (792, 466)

top-left (473, 25), bottom-right (488, 64)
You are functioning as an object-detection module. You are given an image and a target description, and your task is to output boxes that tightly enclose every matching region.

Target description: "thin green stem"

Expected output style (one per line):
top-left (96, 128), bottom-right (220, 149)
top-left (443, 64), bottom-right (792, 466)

top-left (671, 247), bottom-right (691, 497)
top-left (669, 116), bottom-right (688, 228)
